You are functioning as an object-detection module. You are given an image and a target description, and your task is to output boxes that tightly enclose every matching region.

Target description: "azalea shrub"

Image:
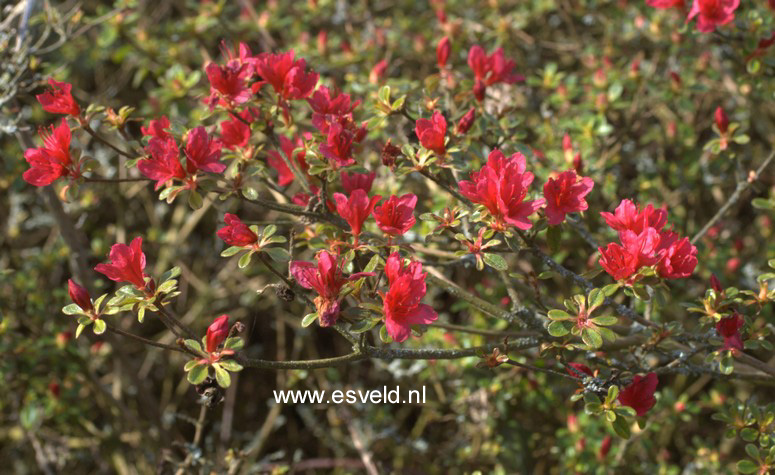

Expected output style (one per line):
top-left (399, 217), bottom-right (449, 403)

top-left (3, 0), bottom-right (775, 473)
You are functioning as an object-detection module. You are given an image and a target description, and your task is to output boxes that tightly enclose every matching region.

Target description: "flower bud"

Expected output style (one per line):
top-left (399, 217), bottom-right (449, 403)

top-left (598, 435), bottom-right (612, 460)
top-left (68, 279), bottom-right (93, 313)
top-left (473, 79), bottom-right (486, 102)
top-left (714, 106), bottom-right (729, 134)
top-left (437, 36), bottom-right (451, 69)
top-left (206, 315), bottom-right (230, 353)
top-left (456, 107), bottom-right (476, 135)
top-left (710, 273), bottom-right (723, 293)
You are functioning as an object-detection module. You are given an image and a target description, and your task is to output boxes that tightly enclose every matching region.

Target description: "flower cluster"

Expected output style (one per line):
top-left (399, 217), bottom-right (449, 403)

top-left (467, 45), bottom-right (524, 101)
top-left (380, 253), bottom-right (438, 342)
top-left (598, 199), bottom-right (698, 283)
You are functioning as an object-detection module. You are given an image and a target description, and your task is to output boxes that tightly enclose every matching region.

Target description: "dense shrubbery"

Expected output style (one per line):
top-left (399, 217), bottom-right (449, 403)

top-left (2, 0), bottom-right (775, 473)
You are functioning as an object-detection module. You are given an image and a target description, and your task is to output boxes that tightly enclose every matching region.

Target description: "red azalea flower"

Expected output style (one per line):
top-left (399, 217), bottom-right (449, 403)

top-left (254, 50), bottom-right (319, 100)
top-left (598, 242), bottom-right (639, 281)
top-left (566, 362), bottom-right (594, 378)
top-left (204, 62), bottom-right (253, 110)
top-left (415, 111), bottom-right (447, 155)
top-left (206, 314), bottom-right (230, 353)
top-left (68, 279), bottom-right (93, 313)
top-left (340, 171), bottom-right (376, 195)
top-left (221, 41), bottom-right (256, 74)
top-left (307, 86), bottom-right (360, 133)
top-left (714, 106), bottom-right (729, 134)
top-left (647, 0), bottom-right (685, 8)
top-left (656, 231), bottom-right (698, 279)
top-left (141, 116), bottom-right (171, 140)
top-left (138, 136), bottom-right (186, 190)
top-left (618, 372), bottom-right (658, 416)
top-left (267, 135), bottom-right (308, 186)
top-left (600, 199), bottom-right (668, 236)
top-left (456, 107), bottom-right (476, 135)
top-left (543, 170), bottom-right (595, 226)
top-left (467, 45), bottom-right (524, 101)
top-left (290, 250), bottom-right (374, 326)
top-left (184, 126), bottom-right (225, 174)
top-left (220, 110), bottom-right (253, 150)
top-left (373, 193), bottom-right (418, 237)
top-left (319, 120), bottom-right (366, 168)
top-left (333, 189), bottom-right (382, 244)
top-left (687, 0), bottom-right (739, 33)
top-left (23, 118), bottom-right (75, 187)
top-left (380, 253), bottom-right (438, 342)
top-left (716, 313), bottom-right (744, 352)
top-left (619, 228), bottom-right (662, 268)
top-left (36, 78), bottom-right (80, 116)
top-left (94, 237), bottom-right (149, 290)
top-left (458, 149), bottom-right (545, 230)
top-left (217, 214), bottom-right (258, 247)
top-left (437, 36), bottom-right (451, 69)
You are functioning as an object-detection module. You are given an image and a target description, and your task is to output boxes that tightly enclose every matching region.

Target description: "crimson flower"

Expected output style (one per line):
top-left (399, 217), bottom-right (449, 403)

top-left (437, 36), bottom-right (451, 69)
top-left (267, 135), bottom-right (308, 186)
top-left (23, 119), bottom-right (75, 187)
top-left (619, 228), bottom-right (662, 269)
top-left (618, 373), bottom-right (658, 416)
top-left (542, 170), bottom-right (594, 226)
top-left (467, 45), bottom-right (523, 101)
top-left (456, 107), bottom-right (476, 135)
top-left (184, 126), bottom-right (225, 174)
top-left (716, 313), bottom-right (744, 352)
top-left (373, 194), bottom-right (418, 237)
top-left (415, 111), bottom-right (447, 155)
top-left (687, 0), bottom-right (739, 33)
top-left (290, 250), bottom-right (374, 326)
top-left (380, 253), bottom-right (438, 342)
top-left (458, 149), bottom-right (545, 230)
top-left (206, 315), bottom-right (230, 353)
top-left (36, 79), bottom-right (80, 116)
top-left (340, 171), bottom-right (376, 195)
top-left (647, 0), bottom-right (684, 8)
top-left (656, 231), bottom-right (698, 279)
top-left (254, 50), bottom-right (319, 100)
top-left (333, 189), bottom-right (382, 244)
top-left (204, 62), bottom-right (253, 110)
top-left (141, 116), bottom-right (172, 140)
top-left (307, 86), bottom-right (360, 133)
top-left (68, 279), bottom-right (93, 313)
top-left (319, 120), bottom-right (366, 168)
top-left (598, 242), bottom-right (639, 281)
top-left (138, 137), bottom-right (185, 190)
top-left (94, 237), bottom-right (149, 291)
top-left (219, 110), bottom-right (253, 150)
top-left (600, 199), bottom-right (667, 236)
top-left (217, 214), bottom-right (258, 247)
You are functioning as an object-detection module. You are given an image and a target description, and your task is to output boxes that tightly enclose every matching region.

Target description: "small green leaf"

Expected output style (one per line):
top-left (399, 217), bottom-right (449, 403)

top-left (301, 313), bottom-right (318, 328)
top-left (592, 315), bottom-right (618, 326)
top-left (62, 304), bottom-right (82, 315)
top-left (238, 252), bottom-right (253, 269)
top-left (547, 321), bottom-right (570, 337)
top-left (602, 283), bottom-right (620, 297)
top-left (188, 190), bottom-right (203, 209)
top-left (75, 323), bottom-right (86, 339)
top-left (263, 247), bottom-right (291, 263)
top-left (547, 309), bottom-right (572, 320)
top-left (349, 318), bottom-right (379, 333)
top-left (137, 306), bottom-right (146, 323)
top-left (263, 224), bottom-right (277, 238)
top-left (752, 198), bottom-right (775, 210)
top-left (546, 225), bottom-right (561, 252)
top-left (378, 85), bottom-right (391, 104)
top-left (157, 279), bottom-right (177, 294)
top-left (363, 254), bottom-right (381, 273)
top-left (582, 328), bottom-right (603, 348)
top-left (588, 288), bottom-right (605, 309)
top-left (184, 360), bottom-right (201, 371)
top-left (219, 360), bottom-right (244, 372)
top-left (223, 337), bottom-right (244, 351)
top-left (611, 414), bottom-right (631, 439)
top-left (242, 186), bottom-right (258, 200)
top-left (92, 319), bottom-right (106, 335)
top-left (187, 364), bottom-right (208, 385)
top-left (379, 324), bottom-right (392, 343)
top-left (736, 460), bottom-right (759, 474)
top-left (221, 246), bottom-right (243, 257)
top-left (184, 339), bottom-right (203, 353)
top-left (606, 385), bottom-right (619, 403)
top-left (213, 364), bottom-right (231, 388)
top-left (482, 253), bottom-right (508, 271)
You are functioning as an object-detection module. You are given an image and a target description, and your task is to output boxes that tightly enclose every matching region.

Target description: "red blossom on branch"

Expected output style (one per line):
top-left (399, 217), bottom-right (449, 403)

top-left (381, 253), bottom-right (438, 342)
top-left (687, 0), bottom-right (740, 33)
top-left (183, 126), bottom-right (225, 174)
top-left (716, 313), bottom-right (744, 352)
top-left (319, 119), bottom-right (366, 168)
top-left (141, 116), bottom-right (172, 140)
top-left (23, 119), bottom-right (77, 187)
top-left (267, 135), bottom-right (309, 186)
top-left (436, 36), bottom-right (451, 69)
top-left (415, 111), bottom-right (447, 155)
top-left (68, 279), bottom-right (93, 313)
top-left (542, 170), bottom-right (594, 226)
top-left (255, 50), bottom-right (319, 100)
top-left (219, 110), bottom-right (253, 150)
top-left (307, 86), bottom-right (360, 133)
top-left (618, 373), bottom-right (658, 416)
top-left (600, 199), bottom-right (668, 236)
top-left (340, 171), bottom-right (376, 195)
top-left (333, 189), bottom-right (382, 245)
top-left (94, 237), bottom-right (150, 291)
top-left (206, 314), bottom-right (230, 354)
top-left (204, 61), bottom-right (253, 110)
top-left (458, 149), bottom-right (545, 231)
top-left (36, 78), bottom-right (80, 116)
top-left (467, 45), bottom-right (524, 101)
top-left (217, 214), bottom-right (259, 247)
top-left (138, 137), bottom-right (186, 190)
top-left (373, 193), bottom-right (418, 237)
top-left (455, 107), bottom-right (476, 135)
top-left (290, 250), bottom-right (374, 326)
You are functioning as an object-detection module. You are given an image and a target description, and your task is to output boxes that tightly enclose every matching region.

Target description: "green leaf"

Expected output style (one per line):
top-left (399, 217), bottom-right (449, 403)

top-left (301, 313), bottom-right (318, 328)
top-left (363, 254), bottom-right (381, 273)
top-left (92, 319), bottom-right (106, 335)
top-left (213, 364), bottom-right (231, 388)
top-left (221, 246), bottom-right (243, 257)
top-left (263, 247), bottom-right (291, 263)
top-left (611, 414), bottom-right (631, 439)
top-left (547, 309), bottom-right (572, 320)
top-left (75, 323), bottom-right (86, 339)
top-left (597, 326), bottom-right (617, 343)
top-left (546, 224), bottom-right (561, 253)
top-left (547, 321), bottom-right (570, 337)
top-left (592, 315), bottom-right (618, 326)
top-left (263, 224), bottom-right (277, 238)
top-left (137, 306), bottom-right (146, 323)
top-left (602, 283), bottom-right (620, 297)
top-left (379, 324), bottom-right (392, 343)
top-left (745, 443), bottom-right (760, 460)
top-left (223, 337), bottom-right (244, 351)
top-left (378, 85), bottom-right (391, 104)
top-left (157, 279), bottom-right (177, 294)
top-left (184, 360), bottom-right (201, 372)
top-left (752, 198), bottom-right (775, 210)
top-left (188, 190), bottom-right (203, 210)
top-left (581, 328), bottom-right (603, 348)
top-left (349, 318), bottom-right (379, 333)
top-left (187, 364), bottom-right (208, 385)
top-left (62, 303), bottom-right (82, 315)
top-left (238, 252), bottom-right (253, 269)
top-left (93, 294), bottom-right (108, 312)
top-left (159, 266), bottom-right (181, 283)
top-left (736, 460), bottom-right (759, 474)
top-left (482, 253), bottom-right (508, 271)
top-left (219, 360), bottom-right (244, 372)
top-left (588, 288), bottom-right (605, 309)
top-left (606, 385), bottom-right (619, 403)
top-left (184, 339), bottom-right (203, 353)
top-left (242, 186), bottom-right (258, 200)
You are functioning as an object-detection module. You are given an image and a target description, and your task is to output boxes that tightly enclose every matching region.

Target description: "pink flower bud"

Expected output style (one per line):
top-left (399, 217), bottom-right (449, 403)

top-left (456, 107), bottom-right (476, 135)
top-left (68, 279), bottom-right (93, 313)
top-left (714, 106), bottom-right (729, 134)
top-left (437, 36), bottom-right (451, 69)
top-left (206, 315), bottom-right (230, 353)
top-left (710, 273), bottom-right (723, 293)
